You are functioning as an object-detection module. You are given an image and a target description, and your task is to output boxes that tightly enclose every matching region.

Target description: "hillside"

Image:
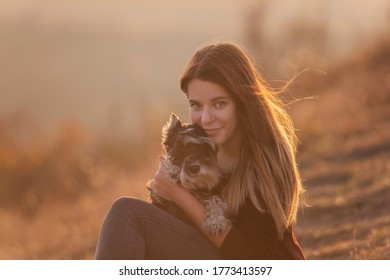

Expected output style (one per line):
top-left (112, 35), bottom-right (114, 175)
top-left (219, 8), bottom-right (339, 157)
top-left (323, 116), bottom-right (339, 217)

top-left (294, 39), bottom-right (390, 259)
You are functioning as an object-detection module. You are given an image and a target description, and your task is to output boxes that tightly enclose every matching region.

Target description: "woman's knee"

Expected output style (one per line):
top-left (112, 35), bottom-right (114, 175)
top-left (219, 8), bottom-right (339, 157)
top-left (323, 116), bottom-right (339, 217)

top-left (109, 196), bottom-right (152, 218)
top-left (110, 196), bottom-right (141, 210)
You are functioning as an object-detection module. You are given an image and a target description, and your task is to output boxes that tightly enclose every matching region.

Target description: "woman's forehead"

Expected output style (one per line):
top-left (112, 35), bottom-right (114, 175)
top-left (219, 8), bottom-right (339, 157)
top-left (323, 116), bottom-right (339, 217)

top-left (187, 79), bottom-right (230, 101)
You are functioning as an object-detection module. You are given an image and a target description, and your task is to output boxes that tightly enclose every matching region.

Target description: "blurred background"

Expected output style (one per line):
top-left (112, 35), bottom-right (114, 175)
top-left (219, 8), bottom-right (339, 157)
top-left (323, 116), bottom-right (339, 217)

top-left (0, 0), bottom-right (389, 259)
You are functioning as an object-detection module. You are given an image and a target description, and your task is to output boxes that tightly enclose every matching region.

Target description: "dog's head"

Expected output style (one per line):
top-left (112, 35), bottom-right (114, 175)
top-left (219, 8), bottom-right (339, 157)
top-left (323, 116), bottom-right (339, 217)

top-left (161, 113), bottom-right (221, 192)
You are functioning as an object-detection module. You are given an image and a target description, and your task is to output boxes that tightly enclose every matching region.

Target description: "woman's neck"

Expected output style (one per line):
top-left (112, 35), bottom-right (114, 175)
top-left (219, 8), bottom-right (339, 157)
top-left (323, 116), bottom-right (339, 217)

top-left (218, 136), bottom-right (241, 170)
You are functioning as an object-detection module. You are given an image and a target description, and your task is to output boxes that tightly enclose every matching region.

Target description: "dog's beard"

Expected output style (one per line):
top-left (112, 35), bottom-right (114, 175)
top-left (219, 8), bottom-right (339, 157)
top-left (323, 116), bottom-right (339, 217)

top-left (162, 157), bottom-right (220, 192)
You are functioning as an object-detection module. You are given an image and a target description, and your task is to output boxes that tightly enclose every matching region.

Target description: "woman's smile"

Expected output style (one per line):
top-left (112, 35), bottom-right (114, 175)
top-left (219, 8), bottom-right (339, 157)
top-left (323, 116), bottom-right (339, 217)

top-left (203, 127), bottom-right (222, 137)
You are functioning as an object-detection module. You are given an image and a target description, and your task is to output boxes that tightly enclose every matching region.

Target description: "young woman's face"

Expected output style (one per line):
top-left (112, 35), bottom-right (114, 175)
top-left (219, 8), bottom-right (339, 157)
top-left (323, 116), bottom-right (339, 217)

top-left (187, 78), bottom-right (241, 150)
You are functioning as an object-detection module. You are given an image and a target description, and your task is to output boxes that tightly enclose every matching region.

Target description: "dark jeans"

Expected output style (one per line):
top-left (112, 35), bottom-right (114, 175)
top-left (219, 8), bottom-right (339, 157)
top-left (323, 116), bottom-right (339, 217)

top-left (94, 197), bottom-right (223, 259)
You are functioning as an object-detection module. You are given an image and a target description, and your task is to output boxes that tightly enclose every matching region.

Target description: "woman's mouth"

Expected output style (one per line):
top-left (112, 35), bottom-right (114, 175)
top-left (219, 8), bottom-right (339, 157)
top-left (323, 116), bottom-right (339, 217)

top-left (204, 128), bottom-right (221, 137)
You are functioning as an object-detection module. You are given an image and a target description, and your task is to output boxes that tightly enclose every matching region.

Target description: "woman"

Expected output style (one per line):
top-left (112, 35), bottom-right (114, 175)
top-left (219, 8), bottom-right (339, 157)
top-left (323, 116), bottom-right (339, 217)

top-left (94, 42), bottom-right (305, 260)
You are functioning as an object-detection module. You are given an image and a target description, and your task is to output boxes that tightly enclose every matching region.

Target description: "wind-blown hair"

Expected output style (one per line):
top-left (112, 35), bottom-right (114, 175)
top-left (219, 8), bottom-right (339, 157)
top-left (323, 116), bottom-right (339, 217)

top-left (179, 42), bottom-right (304, 238)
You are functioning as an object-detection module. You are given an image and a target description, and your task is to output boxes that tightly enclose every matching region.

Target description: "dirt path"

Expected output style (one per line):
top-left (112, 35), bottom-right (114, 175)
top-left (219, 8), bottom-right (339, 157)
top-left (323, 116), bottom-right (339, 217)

top-left (294, 42), bottom-right (390, 259)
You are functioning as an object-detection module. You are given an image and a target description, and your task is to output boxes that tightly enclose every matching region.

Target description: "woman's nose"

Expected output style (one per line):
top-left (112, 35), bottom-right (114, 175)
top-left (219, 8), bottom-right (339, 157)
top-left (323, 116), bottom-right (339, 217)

top-left (201, 108), bottom-right (214, 124)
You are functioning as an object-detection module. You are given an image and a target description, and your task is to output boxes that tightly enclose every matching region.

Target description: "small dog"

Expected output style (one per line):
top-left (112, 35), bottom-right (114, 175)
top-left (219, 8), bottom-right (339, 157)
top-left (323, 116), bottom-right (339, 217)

top-left (148, 113), bottom-right (231, 235)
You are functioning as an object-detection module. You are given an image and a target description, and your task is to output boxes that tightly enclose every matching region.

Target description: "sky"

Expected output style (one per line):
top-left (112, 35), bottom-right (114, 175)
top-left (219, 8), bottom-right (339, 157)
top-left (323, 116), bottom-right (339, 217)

top-left (0, 0), bottom-right (389, 132)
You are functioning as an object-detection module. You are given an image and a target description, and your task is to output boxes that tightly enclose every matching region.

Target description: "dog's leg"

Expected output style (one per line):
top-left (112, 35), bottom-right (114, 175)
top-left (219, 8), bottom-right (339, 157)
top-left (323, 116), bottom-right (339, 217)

top-left (203, 196), bottom-right (232, 236)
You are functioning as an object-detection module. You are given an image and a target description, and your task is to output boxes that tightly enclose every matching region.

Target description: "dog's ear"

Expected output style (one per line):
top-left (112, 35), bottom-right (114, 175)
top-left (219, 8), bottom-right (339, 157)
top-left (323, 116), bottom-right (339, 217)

top-left (162, 113), bottom-right (182, 151)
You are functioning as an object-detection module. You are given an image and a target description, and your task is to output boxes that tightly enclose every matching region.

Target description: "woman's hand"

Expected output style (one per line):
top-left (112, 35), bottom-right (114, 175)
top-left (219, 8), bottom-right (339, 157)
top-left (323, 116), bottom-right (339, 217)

top-left (150, 157), bottom-right (189, 203)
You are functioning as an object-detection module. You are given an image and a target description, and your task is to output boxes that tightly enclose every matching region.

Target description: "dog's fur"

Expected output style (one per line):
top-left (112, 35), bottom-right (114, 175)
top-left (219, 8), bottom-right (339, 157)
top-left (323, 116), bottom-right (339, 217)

top-left (148, 113), bottom-right (231, 235)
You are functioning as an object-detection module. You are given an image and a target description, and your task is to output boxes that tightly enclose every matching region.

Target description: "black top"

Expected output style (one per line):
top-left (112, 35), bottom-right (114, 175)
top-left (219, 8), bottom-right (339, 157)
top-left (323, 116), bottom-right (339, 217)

top-left (219, 200), bottom-right (305, 260)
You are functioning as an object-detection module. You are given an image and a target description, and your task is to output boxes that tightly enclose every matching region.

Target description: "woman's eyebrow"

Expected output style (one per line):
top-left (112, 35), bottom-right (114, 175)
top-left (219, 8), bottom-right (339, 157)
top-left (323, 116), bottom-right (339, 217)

top-left (212, 97), bottom-right (229, 101)
top-left (188, 96), bottom-right (229, 103)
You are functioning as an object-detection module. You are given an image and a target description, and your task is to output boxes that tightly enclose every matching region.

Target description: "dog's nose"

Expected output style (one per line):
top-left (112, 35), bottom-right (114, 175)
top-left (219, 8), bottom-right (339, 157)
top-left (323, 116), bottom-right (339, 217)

top-left (186, 164), bottom-right (200, 174)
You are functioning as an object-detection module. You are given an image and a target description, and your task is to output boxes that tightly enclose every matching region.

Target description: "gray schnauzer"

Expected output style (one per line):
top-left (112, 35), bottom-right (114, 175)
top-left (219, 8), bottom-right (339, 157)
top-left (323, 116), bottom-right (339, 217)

top-left (148, 113), bottom-right (231, 235)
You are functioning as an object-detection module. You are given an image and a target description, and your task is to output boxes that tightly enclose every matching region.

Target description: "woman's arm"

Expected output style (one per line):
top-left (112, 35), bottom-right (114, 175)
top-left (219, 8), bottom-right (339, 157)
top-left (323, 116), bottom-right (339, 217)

top-left (151, 159), bottom-right (231, 247)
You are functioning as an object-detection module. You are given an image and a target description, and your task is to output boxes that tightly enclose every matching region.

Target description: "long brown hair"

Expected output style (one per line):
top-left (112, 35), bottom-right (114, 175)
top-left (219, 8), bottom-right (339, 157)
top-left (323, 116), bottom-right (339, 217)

top-left (180, 42), bottom-right (304, 238)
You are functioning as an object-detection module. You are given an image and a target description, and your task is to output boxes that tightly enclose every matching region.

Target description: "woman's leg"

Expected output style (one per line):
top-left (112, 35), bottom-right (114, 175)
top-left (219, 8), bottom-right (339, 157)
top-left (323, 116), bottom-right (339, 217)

top-left (94, 197), bottom-right (223, 260)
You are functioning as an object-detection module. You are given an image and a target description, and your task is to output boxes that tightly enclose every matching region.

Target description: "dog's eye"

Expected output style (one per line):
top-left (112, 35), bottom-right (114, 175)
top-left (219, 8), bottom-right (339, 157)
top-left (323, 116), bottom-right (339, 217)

top-left (184, 143), bottom-right (199, 151)
top-left (204, 145), bottom-right (217, 155)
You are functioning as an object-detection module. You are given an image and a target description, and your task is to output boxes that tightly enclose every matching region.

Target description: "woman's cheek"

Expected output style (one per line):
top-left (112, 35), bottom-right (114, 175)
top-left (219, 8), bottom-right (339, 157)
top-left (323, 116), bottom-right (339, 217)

top-left (190, 111), bottom-right (201, 124)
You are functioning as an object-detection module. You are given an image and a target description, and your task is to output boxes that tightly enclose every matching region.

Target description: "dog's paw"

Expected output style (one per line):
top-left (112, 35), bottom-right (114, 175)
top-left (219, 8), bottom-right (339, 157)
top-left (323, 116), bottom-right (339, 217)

top-left (203, 196), bottom-right (232, 236)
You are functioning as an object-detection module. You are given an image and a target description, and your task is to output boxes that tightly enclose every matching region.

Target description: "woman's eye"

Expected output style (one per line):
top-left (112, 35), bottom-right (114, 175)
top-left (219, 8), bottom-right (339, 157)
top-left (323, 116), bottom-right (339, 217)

top-left (215, 101), bottom-right (227, 109)
top-left (190, 102), bottom-right (201, 110)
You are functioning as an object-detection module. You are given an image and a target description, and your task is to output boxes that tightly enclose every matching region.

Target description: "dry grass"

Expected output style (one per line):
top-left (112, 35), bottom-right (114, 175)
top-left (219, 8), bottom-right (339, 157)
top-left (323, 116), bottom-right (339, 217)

top-left (1, 39), bottom-right (389, 259)
top-left (0, 111), bottom-right (159, 259)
